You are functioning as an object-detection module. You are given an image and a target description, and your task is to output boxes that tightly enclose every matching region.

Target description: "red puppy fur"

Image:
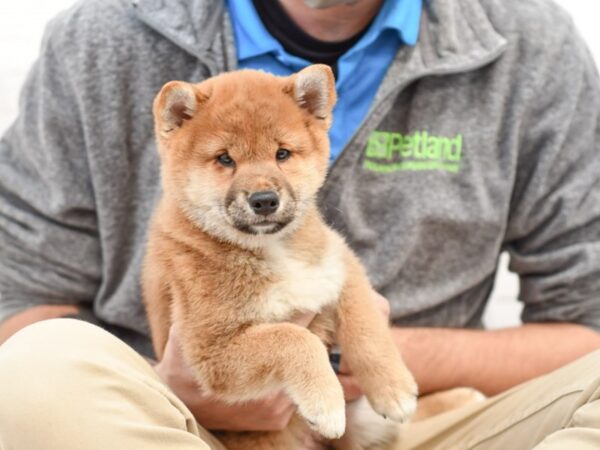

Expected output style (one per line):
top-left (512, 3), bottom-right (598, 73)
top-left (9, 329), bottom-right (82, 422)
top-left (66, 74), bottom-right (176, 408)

top-left (142, 65), bottom-right (418, 449)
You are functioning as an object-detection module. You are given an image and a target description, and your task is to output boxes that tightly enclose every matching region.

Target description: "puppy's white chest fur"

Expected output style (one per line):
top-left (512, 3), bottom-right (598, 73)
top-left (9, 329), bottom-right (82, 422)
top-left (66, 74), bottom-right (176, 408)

top-left (256, 235), bottom-right (346, 322)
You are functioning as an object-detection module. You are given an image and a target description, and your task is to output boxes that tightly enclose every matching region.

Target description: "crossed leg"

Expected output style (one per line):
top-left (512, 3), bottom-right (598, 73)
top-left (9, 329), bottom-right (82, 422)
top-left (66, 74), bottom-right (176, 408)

top-left (0, 319), bottom-right (225, 450)
top-left (398, 349), bottom-right (600, 450)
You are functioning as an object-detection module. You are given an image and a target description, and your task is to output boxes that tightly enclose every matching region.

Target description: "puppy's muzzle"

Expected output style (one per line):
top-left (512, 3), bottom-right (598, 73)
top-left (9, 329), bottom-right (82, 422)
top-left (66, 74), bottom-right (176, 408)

top-left (248, 191), bottom-right (280, 216)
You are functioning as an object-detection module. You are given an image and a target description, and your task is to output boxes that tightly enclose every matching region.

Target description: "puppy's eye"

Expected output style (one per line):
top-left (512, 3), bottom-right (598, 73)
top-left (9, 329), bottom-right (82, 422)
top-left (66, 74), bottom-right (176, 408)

top-left (276, 148), bottom-right (291, 161)
top-left (217, 153), bottom-right (235, 168)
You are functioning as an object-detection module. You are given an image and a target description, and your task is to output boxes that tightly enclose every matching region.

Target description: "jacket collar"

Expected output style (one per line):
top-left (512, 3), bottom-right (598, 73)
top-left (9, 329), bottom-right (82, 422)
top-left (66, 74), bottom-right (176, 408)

top-left (132, 0), bottom-right (225, 59)
top-left (372, 0), bottom-right (508, 107)
top-left (132, 0), bottom-right (507, 79)
top-left (417, 0), bottom-right (507, 71)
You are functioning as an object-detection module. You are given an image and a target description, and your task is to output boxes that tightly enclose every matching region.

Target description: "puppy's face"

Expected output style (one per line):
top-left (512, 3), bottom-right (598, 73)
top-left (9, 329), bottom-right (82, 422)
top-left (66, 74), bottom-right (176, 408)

top-left (153, 65), bottom-right (337, 246)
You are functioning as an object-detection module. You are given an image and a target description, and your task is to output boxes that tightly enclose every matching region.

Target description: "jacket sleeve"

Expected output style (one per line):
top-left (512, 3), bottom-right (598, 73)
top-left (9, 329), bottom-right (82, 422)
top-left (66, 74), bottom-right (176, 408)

top-left (0, 19), bottom-right (101, 324)
top-left (504, 20), bottom-right (600, 331)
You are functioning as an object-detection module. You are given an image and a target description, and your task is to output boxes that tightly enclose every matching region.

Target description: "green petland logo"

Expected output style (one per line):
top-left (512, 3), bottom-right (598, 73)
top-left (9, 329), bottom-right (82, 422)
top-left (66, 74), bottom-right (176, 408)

top-left (363, 130), bottom-right (463, 173)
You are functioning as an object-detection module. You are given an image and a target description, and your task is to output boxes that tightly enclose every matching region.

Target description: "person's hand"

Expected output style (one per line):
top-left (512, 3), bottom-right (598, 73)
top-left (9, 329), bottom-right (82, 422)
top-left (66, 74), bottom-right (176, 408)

top-left (337, 290), bottom-right (391, 401)
top-left (153, 310), bottom-right (316, 431)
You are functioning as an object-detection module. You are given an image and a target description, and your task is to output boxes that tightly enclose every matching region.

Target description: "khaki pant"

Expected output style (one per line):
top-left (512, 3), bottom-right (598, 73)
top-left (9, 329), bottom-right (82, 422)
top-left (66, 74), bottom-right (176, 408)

top-left (0, 319), bottom-right (599, 450)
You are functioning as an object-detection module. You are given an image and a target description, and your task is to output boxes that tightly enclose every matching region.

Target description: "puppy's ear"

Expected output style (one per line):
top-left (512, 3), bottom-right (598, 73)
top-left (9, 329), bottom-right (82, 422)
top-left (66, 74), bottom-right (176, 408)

top-left (153, 81), bottom-right (208, 138)
top-left (289, 64), bottom-right (337, 121)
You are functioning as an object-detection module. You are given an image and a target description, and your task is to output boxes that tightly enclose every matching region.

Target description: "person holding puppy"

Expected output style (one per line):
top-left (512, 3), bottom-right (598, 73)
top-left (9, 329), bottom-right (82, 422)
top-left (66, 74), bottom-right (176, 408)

top-left (1, 0), bottom-right (600, 449)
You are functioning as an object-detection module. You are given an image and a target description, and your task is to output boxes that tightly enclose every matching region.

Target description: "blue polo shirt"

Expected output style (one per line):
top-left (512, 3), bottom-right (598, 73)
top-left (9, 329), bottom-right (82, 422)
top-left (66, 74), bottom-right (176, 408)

top-left (226, 0), bottom-right (422, 162)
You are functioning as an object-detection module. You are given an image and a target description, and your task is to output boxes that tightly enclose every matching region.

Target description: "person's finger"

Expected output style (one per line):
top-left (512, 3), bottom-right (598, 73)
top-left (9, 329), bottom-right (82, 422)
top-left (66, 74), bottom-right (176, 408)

top-left (256, 390), bottom-right (297, 430)
top-left (262, 389), bottom-right (290, 406)
top-left (258, 390), bottom-right (294, 413)
top-left (274, 399), bottom-right (297, 423)
top-left (338, 373), bottom-right (363, 401)
top-left (338, 356), bottom-right (350, 374)
top-left (266, 402), bottom-right (297, 431)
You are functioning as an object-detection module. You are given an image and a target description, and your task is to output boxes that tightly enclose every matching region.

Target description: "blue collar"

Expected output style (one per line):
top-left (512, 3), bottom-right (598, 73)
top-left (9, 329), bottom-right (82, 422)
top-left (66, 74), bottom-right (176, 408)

top-left (229, 0), bottom-right (421, 62)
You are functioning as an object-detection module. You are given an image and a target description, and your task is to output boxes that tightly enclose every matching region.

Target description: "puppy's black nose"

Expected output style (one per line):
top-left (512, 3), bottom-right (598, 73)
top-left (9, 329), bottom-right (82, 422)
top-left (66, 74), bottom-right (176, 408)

top-left (248, 191), bottom-right (279, 216)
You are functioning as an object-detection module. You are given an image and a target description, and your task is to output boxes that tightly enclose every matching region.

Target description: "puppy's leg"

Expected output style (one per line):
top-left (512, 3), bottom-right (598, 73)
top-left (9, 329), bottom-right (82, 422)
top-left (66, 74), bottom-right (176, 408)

top-left (333, 397), bottom-right (401, 450)
top-left (182, 323), bottom-right (346, 440)
top-left (141, 253), bottom-right (172, 359)
top-left (413, 387), bottom-right (486, 421)
top-left (336, 250), bottom-right (418, 424)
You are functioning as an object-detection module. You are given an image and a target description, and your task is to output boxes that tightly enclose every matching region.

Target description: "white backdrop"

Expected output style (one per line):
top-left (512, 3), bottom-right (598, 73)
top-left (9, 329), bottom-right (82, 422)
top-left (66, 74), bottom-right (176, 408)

top-left (0, 0), bottom-right (599, 328)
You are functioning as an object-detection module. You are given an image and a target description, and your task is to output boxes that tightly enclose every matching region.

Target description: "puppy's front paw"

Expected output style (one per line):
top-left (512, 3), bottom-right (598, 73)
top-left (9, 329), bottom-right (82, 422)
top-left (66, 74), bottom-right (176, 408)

top-left (366, 371), bottom-right (418, 423)
top-left (296, 385), bottom-right (346, 439)
top-left (369, 388), bottom-right (417, 423)
top-left (303, 403), bottom-right (346, 439)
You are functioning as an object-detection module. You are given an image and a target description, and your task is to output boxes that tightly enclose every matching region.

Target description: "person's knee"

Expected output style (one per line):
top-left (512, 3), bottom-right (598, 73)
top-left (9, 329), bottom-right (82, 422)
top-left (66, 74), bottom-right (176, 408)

top-left (0, 319), bottom-right (135, 421)
top-left (0, 319), bottom-right (159, 446)
top-left (586, 348), bottom-right (600, 361)
top-left (0, 319), bottom-right (201, 449)
top-left (581, 348), bottom-right (600, 380)
top-left (0, 320), bottom-right (104, 406)
top-left (2, 317), bottom-right (120, 356)
top-left (572, 348), bottom-right (600, 372)
top-left (546, 348), bottom-right (600, 395)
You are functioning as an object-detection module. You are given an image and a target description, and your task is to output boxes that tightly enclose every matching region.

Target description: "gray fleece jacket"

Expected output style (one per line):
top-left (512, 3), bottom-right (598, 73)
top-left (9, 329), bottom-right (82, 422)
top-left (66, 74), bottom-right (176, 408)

top-left (1, 0), bottom-right (599, 356)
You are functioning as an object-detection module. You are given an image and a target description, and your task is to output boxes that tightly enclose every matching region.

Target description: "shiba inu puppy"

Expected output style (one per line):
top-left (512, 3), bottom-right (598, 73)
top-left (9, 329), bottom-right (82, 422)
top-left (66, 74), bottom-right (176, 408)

top-left (142, 65), bottom-right (418, 449)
